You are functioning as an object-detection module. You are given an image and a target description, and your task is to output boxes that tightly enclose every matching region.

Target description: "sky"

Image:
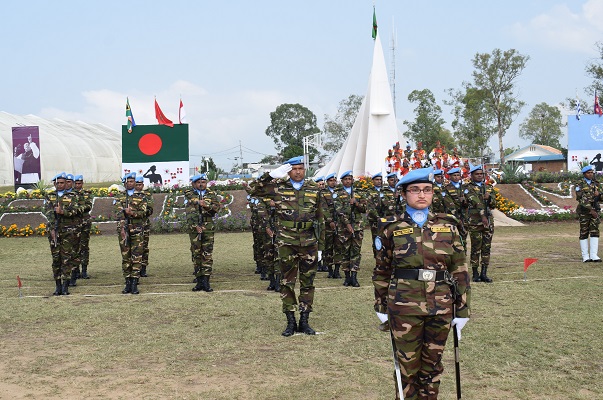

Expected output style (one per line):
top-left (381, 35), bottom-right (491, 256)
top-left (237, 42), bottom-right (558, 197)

top-left (1, 0), bottom-right (602, 171)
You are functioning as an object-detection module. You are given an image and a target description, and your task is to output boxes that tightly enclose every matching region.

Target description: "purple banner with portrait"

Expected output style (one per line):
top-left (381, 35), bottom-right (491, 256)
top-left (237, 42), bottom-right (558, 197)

top-left (13, 126), bottom-right (41, 190)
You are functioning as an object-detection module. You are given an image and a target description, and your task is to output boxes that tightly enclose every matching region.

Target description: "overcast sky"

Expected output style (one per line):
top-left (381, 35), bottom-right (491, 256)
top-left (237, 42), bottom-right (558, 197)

top-left (1, 0), bottom-right (601, 170)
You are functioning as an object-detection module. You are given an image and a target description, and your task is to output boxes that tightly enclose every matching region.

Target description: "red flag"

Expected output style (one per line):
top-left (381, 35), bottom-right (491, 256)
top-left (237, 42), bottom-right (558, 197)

top-left (17, 275), bottom-right (22, 288)
top-left (595, 91), bottom-right (602, 116)
top-left (524, 258), bottom-right (538, 272)
top-left (155, 99), bottom-right (174, 127)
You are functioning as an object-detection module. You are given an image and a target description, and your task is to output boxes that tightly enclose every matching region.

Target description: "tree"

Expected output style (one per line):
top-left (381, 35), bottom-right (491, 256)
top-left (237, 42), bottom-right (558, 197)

top-left (468, 48), bottom-right (529, 164)
top-left (403, 89), bottom-right (456, 151)
top-left (585, 42), bottom-right (603, 94)
top-left (322, 94), bottom-right (363, 154)
top-left (518, 103), bottom-right (565, 149)
top-left (446, 87), bottom-right (497, 158)
top-left (265, 103), bottom-right (320, 161)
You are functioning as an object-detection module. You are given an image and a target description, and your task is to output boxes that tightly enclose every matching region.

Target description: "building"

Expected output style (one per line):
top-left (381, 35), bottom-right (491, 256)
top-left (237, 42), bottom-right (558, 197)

top-left (505, 144), bottom-right (566, 173)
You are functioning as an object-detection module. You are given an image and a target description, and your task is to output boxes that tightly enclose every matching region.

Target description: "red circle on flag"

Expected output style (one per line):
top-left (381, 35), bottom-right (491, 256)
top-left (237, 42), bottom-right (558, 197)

top-left (139, 133), bottom-right (162, 156)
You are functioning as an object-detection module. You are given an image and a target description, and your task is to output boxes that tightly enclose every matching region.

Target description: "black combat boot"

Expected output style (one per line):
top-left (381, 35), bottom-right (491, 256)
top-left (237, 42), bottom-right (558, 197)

top-left (61, 279), bottom-right (70, 295)
top-left (343, 271), bottom-right (351, 286)
top-left (267, 274), bottom-right (275, 290)
top-left (201, 276), bottom-right (213, 292)
top-left (122, 277), bottom-right (132, 294)
top-left (193, 267), bottom-right (199, 283)
top-left (81, 264), bottom-right (90, 279)
top-left (260, 265), bottom-right (268, 281)
top-left (69, 269), bottom-right (77, 287)
top-left (480, 265), bottom-right (493, 283)
top-left (282, 311), bottom-right (297, 337)
top-left (298, 312), bottom-right (316, 335)
top-left (327, 265), bottom-right (334, 278)
top-left (140, 265), bottom-right (148, 277)
top-left (333, 264), bottom-right (342, 279)
top-left (273, 274), bottom-right (281, 292)
top-left (316, 260), bottom-right (324, 272)
top-left (131, 278), bottom-right (140, 294)
top-left (75, 267), bottom-right (81, 279)
top-left (472, 267), bottom-right (481, 282)
top-left (53, 279), bottom-right (62, 296)
top-left (350, 271), bottom-right (360, 287)
top-left (192, 276), bottom-right (204, 291)
top-left (254, 262), bottom-right (261, 274)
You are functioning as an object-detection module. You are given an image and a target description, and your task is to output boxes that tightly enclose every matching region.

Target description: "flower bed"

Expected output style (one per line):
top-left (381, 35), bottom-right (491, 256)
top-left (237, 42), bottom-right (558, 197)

top-left (508, 206), bottom-right (577, 222)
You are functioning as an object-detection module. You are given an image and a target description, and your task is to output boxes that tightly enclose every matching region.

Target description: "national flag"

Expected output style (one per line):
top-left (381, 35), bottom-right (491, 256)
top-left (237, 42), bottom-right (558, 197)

top-left (126, 97), bottom-right (136, 133)
top-left (372, 7), bottom-right (378, 39)
top-left (523, 258), bottom-right (538, 272)
top-left (155, 99), bottom-right (174, 127)
top-left (122, 124), bottom-right (189, 163)
top-left (17, 275), bottom-right (22, 288)
top-left (595, 91), bottom-right (602, 116)
top-left (576, 97), bottom-right (581, 120)
top-left (179, 99), bottom-right (187, 124)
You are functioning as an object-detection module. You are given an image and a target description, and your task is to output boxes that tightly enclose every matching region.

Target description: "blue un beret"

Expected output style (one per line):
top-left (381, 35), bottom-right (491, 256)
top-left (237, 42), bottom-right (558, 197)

top-left (135, 175), bottom-right (144, 183)
top-left (74, 175), bottom-right (83, 181)
top-left (386, 172), bottom-right (397, 179)
top-left (371, 172), bottom-right (382, 179)
top-left (396, 168), bottom-right (434, 189)
top-left (325, 172), bottom-right (337, 181)
top-left (447, 167), bottom-right (461, 175)
top-left (191, 174), bottom-right (202, 183)
top-left (469, 164), bottom-right (483, 174)
top-left (340, 170), bottom-right (353, 179)
top-left (53, 172), bottom-right (67, 182)
top-left (66, 173), bottom-right (75, 181)
top-left (433, 169), bottom-right (443, 176)
top-left (285, 156), bottom-right (304, 166)
top-left (314, 176), bottom-right (324, 182)
top-left (582, 165), bottom-right (595, 173)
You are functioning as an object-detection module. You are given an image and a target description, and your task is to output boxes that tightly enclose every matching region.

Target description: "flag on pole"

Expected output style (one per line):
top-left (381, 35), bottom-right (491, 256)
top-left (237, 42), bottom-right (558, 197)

top-left (595, 91), bottom-right (602, 116)
top-left (524, 258), bottom-right (538, 272)
top-left (126, 97), bottom-right (136, 133)
top-left (372, 7), bottom-right (378, 39)
top-left (155, 98), bottom-right (174, 127)
top-left (17, 275), bottom-right (22, 288)
top-left (179, 99), bottom-right (187, 124)
top-left (576, 97), bottom-right (581, 120)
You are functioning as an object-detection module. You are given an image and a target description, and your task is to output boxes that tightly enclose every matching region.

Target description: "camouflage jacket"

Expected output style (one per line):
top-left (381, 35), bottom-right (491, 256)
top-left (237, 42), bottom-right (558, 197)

top-left (334, 186), bottom-right (367, 232)
top-left (367, 187), bottom-right (398, 229)
top-left (320, 188), bottom-right (336, 226)
top-left (464, 181), bottom-right (496, 226)
top-left (113, 190), bottom-right (148, 231)
top-left (442, 182), bottom-right (466, 218)
top-left (575, 178), bottom-right (602, 214)
top-left (144, 190), bottom-right (154, 219)
top-left (75, 188), bottom-right (93, 219)
top-left (184, 188), bottom-right (221, 233)
top-left (253, 172), bottom-right (324, 247)
top-left (43, 189), bottom-right (81, 228)
top-left (431, 184), bottom-right (447, 214)
top-left (373, 212), bottom-right (470, 318)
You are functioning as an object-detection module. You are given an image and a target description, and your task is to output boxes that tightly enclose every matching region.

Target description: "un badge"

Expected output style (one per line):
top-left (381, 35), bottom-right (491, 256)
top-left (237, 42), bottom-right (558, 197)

top-left (421, 270), bottom-right (435, 281)
top-left (374, 237), bottom-right (383, 251)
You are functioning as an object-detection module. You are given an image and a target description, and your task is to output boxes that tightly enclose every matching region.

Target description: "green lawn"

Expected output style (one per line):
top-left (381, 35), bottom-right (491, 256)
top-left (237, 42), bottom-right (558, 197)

top-left (0, 222), bottom-right (601, 399)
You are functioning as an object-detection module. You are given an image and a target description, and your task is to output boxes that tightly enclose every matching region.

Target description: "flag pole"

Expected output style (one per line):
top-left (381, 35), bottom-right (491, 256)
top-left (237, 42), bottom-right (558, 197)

top-left (17, 275), bottom-right (23, 298)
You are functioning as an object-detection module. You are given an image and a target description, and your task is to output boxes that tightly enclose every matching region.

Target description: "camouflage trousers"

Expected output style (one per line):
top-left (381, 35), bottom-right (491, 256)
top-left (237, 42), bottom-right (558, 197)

top-left (252, 228), bottom-right (263, 263)
top-left (119, 224), bottom-right (144, 278)
top-left (189, 230), bottom-right (215, 277)
top-left (389, 313), bottom-right (453, 400)
top-left (468, 224), bottom-right (494, 269)
top-left (578, 211), bottom-right (600, 239)
top-left (278, 243), bottom-right (318, 313)
top-left (323, 228), bottom-right (335, 267)
top-left (50, 225), bottom-right (79, 280)
top-left (335, 229), bottom-right (364, 272)
top-left (142, 220), bottom-right (151, 268)
top-left (370, 225), bottom-right (379, 259)
top-left (79, 219), bottom-right (92, 267)
top-left (262, 232), bottom-right (277, 274)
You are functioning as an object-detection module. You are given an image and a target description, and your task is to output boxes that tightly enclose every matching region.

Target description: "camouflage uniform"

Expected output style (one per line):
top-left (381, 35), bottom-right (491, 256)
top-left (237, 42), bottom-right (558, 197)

top-left (465, 181), bottom-right (496, 281)
top-left (185, 187), bottom-right (221, 279)
top-left (44, 188), bottom-right (81, 293)
top-left (431, 183), bottom-right (447, 214)
top-left (253, 172), bottom-right (324, 314)
top-left (320, 187), bottom-right (337, 276)
top-left (258, 197), bottom-right (279, 290)
top-left (442, 181), bottom-right (468, 252)
top-left (373, 211), bottom-right (470, 400)
top-left (141, 189), bottom-right (154, 276)
top-left (114, 189), bottom-right (148, 279)
top-left (248, 194), bottom-right (263, 273)
top-left (367, 186), bottom-right (399, 257)
top-left (575, 174), bottom-right (602, 262)
top-left (334, 186), bottom-right (367, 277)
top-left (75, 186), bottom-right (93, 278)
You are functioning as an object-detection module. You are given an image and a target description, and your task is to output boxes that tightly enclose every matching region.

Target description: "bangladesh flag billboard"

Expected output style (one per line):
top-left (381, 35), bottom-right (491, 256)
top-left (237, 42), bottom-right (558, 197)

top-left (122, 124), bottom-right (189, 187)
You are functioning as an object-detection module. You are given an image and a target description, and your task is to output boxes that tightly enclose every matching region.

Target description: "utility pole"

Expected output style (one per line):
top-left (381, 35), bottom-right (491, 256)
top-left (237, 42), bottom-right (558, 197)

top-left (390, 18), bottom-right (397, 116)
top-left (239, 140), bottom-right (244, 172)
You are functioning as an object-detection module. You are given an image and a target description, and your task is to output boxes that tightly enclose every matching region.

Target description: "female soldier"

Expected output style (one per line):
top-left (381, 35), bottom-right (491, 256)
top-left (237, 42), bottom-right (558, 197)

top-left (372, 168), bottom-right (471, 399)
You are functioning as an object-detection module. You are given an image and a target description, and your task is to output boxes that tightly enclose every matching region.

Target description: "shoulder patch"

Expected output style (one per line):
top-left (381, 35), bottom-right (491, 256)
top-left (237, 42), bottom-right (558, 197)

top-left (432, 226), bottom-right (451, 233)
top-left (374, 236), bottom-right (383, 251)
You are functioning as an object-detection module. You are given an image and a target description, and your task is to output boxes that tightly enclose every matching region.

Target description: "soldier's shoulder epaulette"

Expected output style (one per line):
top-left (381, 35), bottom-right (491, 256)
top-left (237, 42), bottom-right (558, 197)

top-left (433, 212), bottom-right (459, 225)
top-left (378, 215), bottom-right (398, 228)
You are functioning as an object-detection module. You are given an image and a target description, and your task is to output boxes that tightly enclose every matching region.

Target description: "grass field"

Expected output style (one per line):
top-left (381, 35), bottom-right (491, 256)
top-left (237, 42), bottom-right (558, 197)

top-left (1, 222), bottom-right (602, 399)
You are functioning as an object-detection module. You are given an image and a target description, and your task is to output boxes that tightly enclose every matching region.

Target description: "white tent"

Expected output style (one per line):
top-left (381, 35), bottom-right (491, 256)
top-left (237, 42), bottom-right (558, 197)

top-left (316, 32), bottom-right (406, 179)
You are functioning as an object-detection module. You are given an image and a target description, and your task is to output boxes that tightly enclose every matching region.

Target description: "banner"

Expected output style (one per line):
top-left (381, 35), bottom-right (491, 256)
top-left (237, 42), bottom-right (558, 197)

top-left (567, 114), bottom-right (603, 172)
top-left (121, 124), bottom-right (189, 187)
top-left (12, 126), bottom-right (41, 190)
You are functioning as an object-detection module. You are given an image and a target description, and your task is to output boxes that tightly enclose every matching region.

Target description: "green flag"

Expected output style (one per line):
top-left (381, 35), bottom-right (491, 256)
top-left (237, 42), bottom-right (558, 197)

top-left (122, 124), bottom-right (189, 163)
top-left (126, 97), bottom-right (136, 133)
top-left (372, 8), bottom-right (378, 39)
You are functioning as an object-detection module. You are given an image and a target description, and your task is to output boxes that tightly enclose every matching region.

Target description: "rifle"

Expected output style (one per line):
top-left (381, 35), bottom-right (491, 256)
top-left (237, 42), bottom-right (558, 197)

top-left (197, 192), bottom-right (204, 241)
top-left (592, 183), bottom-right (601, 213)
top-left (481, 183), bottom-right (491, 228)
top-left (50, 199), bottom-right (60, 247)
top-left (447, 273), bottom-right (462, 400)
top-left (349, 184), bottom-right (356, 238)
top-left (269, 203), bottom-right (277, 245)
top-left (122, 193), bottom-right (130, 247)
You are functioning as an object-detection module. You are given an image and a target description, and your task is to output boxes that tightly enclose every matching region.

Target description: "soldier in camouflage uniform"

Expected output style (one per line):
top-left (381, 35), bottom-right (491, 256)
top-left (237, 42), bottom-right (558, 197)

top-left (313, 176), bottom-right (328, 272)
top-left (575, 165), bottom-right (603, 262)
top-left (431, 170), bottom-right (447, 214)
top-left (114, 173), bottom-right (148, 294)
top-left (442, 167), bottom-right (468, 253)
top-left (136, 179), bottom-right (154, 277)
top-left (464, 164), bottom-right (496, 283)
top-left (185, 174), bottom-right (221, 292)
top-left (74, 175), bottom-right (93, 279)
top-left (252, 156), bottom-right (324, 337)
top-left (321, 172), bottom-right (338, 278)
top-left (43, 172), bottom-right (81, 295)
top-left (373, 168), bottom-right (470, 400)
top-left (64, 173), bottom-right (83, 287)
top-left (246, 188), bottom-right (265, 278)
top-left (259, 197), bottom-right (280, 291)
top-left (334, 171), bottom-right (367, 287)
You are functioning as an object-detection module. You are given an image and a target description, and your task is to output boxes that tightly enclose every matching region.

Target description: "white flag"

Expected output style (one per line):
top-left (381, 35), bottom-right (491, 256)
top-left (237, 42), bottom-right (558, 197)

top-left (179, 99), bottom-right (187, 124)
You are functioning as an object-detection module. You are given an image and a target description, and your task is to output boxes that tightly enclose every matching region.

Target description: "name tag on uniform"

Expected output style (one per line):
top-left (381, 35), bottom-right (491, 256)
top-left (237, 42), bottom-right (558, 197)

top-left (393, 228), bottom-right (414, 236)
top-left (281, 191), bottom-right (295, 196)
top-left (306, 192), bottom-right (317, 197)
top-left (432, 227), bottom-right (451, 233)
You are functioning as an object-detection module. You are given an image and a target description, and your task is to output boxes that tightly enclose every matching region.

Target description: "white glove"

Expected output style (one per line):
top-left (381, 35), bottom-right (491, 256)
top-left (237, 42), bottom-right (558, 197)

top-left (269, 164), bottom-right (292, 179)
top-left (451, 317), bottom-right (469, 341)
top-left (376, 312), bottom-right (388, 323)
top-left (317, 250), bottom-right (322, 262)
